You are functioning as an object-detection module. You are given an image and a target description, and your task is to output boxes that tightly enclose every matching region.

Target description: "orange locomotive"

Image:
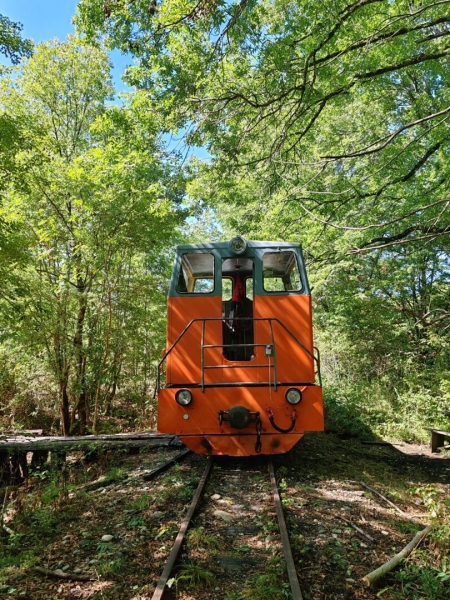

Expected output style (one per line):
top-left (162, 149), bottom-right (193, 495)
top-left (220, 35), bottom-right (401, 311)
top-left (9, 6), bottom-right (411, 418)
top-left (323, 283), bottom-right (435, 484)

top-left (157, 236), bottom-right (324, 456)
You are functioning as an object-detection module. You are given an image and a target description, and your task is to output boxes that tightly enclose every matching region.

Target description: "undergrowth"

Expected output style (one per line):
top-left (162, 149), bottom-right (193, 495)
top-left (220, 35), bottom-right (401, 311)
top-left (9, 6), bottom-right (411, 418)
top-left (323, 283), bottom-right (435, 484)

top-left (324, 382), bottom-right (450, 442)
top-left (390, 486), bottom-right (450, 599)
top-left (239, 557), bottom-right (292, 600)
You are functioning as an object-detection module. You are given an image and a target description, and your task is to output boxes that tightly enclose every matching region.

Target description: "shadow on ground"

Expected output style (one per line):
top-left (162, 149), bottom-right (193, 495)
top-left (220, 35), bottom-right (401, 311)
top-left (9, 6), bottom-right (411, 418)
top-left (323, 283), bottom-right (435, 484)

top-left (272, 430), bottom-right (450, 599)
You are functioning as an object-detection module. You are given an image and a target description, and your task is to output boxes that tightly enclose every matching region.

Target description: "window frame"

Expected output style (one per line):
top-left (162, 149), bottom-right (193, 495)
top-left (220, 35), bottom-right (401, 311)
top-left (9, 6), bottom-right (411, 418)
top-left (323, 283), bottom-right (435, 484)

top-left (261, 250), bottom-right (304, 294)
top-left (175, 251), bottom-right (216, 295)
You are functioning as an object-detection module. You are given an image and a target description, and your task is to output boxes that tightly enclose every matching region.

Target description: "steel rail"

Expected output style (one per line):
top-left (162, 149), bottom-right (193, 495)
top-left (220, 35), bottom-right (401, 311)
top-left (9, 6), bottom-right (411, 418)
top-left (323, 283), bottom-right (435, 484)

top-left (151, 456), bottom-right (215, 600)
top-left (268, 458), bottom-right (304, 600)
top-left (141, 448), bottom-right (191, 482)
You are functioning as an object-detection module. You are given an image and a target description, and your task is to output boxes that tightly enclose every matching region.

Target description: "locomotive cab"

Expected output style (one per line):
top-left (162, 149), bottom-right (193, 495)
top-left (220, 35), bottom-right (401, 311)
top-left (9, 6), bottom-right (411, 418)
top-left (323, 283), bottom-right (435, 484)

top-left (157, 237), bottom-right (324, 456)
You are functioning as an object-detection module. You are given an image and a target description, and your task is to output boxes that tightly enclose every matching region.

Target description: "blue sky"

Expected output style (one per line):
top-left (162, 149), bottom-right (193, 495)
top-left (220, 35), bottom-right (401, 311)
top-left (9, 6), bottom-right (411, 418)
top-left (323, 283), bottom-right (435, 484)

top-left (0, 0), bottom-right (130, 91)
top-left (1, 0), bottom-right (78, 43)
top-left (0, 0), bottom-right (208, 157)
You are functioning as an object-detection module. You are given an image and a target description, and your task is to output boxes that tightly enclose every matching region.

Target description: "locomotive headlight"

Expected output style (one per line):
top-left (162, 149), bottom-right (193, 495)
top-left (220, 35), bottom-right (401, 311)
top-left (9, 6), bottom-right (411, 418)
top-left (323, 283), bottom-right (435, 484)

top-left (175, 389), bottom-right (193, 406)
top-left (285, 388), bottom-right (302, 405)
top-left (229, 235), bottom-right (247, 256)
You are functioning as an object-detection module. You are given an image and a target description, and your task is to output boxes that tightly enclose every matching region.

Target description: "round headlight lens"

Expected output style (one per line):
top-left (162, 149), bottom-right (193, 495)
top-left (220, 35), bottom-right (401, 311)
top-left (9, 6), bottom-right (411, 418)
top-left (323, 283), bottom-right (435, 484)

top-left (285, 388), bottom-right (302, 405)
top-left (229, 236), bottom-right (247, 256)
top-left (175, 389), bottom-right (193, 406)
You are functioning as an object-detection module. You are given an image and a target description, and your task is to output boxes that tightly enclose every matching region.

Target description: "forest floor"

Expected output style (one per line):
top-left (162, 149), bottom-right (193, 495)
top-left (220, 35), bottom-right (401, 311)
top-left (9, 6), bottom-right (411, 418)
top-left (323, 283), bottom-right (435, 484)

top-left (0, 432), bottom-right (449, 600)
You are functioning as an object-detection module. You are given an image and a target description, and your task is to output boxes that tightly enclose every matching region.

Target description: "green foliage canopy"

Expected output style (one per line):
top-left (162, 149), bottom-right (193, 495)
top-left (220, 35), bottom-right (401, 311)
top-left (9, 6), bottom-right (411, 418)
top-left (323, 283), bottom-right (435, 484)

top-left (0, 13), bottom-right (33, 65)
top-left (0, 36), bottom-right (186, 433)
top-left (75, 0), bottom-right (450, 255)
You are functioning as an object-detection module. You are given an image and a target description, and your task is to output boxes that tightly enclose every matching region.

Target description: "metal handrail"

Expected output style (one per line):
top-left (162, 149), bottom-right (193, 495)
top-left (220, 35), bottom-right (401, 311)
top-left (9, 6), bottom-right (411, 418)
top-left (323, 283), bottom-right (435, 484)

top-left (268, 319), bottom-right (276, 390)
top-left (156, 317), bottom-right (321, 392)
top-left (313, 346), bottom-right (322, 386)
top-left (201, 334), bottom-right (277, 391)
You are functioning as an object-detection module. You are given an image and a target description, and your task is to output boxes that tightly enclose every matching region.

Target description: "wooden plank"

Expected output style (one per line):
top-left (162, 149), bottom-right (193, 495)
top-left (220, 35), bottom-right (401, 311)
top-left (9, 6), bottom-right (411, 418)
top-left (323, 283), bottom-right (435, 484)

top-left (0, 431), bottom-right (167, 442)
top-left (425, 428), bottom-right (450, 436)
top-left (431, 431), bottom-right (445, 453)
top-left (425, 428), bottom-right (450, 453)
top-left (0, 433), bottom-right (181, 452)
top-left (141, 449), bottom-right (191, 481)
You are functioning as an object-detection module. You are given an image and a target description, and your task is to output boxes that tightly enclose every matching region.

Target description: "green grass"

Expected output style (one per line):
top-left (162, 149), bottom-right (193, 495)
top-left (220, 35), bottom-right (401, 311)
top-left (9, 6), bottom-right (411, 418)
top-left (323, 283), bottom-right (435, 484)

top-left (231, 556), bottom-right (293, 600)
top-left (240, 574), bottom-right (291, 600)
top-left (104, 466), bottom-right (127, 481)
top-left (129, 493), bottom-right (152, 511)
top-left (186, 527), bottom-right (222, 551)
top-left (155, 522), bottom-right (178, 541)
top-left (96, 558), bottom-right (128, 579)
top-left (172, 560), bottom-right (215, 588)
top-left (386, 519), bottom-right (422, 535)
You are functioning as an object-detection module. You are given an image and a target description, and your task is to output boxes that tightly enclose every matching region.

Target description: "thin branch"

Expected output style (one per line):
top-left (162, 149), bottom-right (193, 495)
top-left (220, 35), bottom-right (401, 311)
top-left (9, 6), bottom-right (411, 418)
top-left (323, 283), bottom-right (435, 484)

top-left (337, 514), bottom-right (375, 542)
top-left (290, 196), bottom-right (450, 233)
top-left (214, 0), bottom-right (248, 49)
top-left (361, 223), bottom-right (450, 250)
top-left (312, 14), bottom-right (450, 70)
top-left (360, 481), bottom-right (410, 518)
top-left (322, 108), bottom-right (450, 159)
top-left (362, 525), bottom-right (433, 587)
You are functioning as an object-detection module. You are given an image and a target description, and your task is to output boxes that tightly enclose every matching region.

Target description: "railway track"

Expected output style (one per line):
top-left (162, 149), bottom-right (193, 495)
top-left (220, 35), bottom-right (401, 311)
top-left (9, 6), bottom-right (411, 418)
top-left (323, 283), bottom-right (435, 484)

top-left (151, 455), bottom-right (303, 600)
top-left (10, 445), bottom-right (304, 597)
top-left (7, 435), bottom-right (435, 599)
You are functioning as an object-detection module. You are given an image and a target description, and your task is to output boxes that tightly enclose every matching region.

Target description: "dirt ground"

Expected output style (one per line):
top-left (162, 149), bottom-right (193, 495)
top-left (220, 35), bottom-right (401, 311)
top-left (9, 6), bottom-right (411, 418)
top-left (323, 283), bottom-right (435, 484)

top-left (277, 432), bottom-right (450, 599)
top-left (1, 432), bottom-right (449, 599)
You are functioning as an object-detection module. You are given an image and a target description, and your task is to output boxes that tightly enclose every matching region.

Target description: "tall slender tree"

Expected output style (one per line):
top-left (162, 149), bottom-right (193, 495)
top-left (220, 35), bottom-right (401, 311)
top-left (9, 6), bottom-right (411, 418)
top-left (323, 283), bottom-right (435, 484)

top-left (0, 37), bottom-right (185, 433)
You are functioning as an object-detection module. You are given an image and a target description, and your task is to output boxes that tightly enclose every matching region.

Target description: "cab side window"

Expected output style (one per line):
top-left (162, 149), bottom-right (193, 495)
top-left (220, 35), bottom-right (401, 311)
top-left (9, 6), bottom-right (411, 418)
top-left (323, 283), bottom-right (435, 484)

top-left (263, 251), bottom-right (302, 292)
top-left (176, 252), bottom-right (215, 294)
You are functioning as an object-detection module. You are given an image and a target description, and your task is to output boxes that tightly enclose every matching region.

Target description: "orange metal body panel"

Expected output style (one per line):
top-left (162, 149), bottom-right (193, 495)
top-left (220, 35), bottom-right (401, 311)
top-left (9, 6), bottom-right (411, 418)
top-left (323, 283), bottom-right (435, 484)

top-left (177, 434), bottom-right (305, 456)
top-left (158, 385), bottom-right (324, 455)
top-left (253, 295), bottom-right (315, 383)
top-left (159, 287), bottom-right (323, 456)
top-left (166, 296), bottom-right (222, 384)
top-left (165, 295), bottom-right (316, 386)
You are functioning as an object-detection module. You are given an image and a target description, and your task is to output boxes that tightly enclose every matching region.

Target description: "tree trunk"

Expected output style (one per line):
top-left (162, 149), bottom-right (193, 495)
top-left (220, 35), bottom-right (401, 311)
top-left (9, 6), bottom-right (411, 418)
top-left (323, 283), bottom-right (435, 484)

top-left (72, 286), bottom-right (88, 434)
top-left (59, 376), bottom-right (70, 436)
top-left (53, 318), bottom-right (71, 436)
top-left (93, 289), bottom-right (113, 433)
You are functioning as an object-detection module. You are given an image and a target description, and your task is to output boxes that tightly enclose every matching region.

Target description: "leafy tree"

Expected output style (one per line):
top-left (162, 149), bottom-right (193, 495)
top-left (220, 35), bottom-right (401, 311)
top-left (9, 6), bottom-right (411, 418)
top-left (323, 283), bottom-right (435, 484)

top-left (75, 0), bottom-right (450, 252)
top-left (0, 13), bottom-right (33, 285)
top-left (0, 37), bottom-right (185, 434)
top-left (0, 14), bottom-right (33, 65)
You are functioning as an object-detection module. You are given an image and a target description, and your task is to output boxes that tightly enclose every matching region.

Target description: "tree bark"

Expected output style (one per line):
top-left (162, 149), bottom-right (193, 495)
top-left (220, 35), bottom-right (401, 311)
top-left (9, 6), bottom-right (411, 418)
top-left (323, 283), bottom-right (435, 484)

top-left (93, 289), bottom-right (113, 433)
top-left (73, 291), bottom-right (87, 434)
top-left (59, 376), bottom-right (70, 436)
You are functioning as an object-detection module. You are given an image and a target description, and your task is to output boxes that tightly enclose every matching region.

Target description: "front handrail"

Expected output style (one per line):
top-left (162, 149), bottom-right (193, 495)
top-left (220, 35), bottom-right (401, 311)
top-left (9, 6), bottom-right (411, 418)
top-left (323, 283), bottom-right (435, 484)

top-left (156, 317), bottom-right (321, 392)
top-left (313, 346), bottom-right (321, 384)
